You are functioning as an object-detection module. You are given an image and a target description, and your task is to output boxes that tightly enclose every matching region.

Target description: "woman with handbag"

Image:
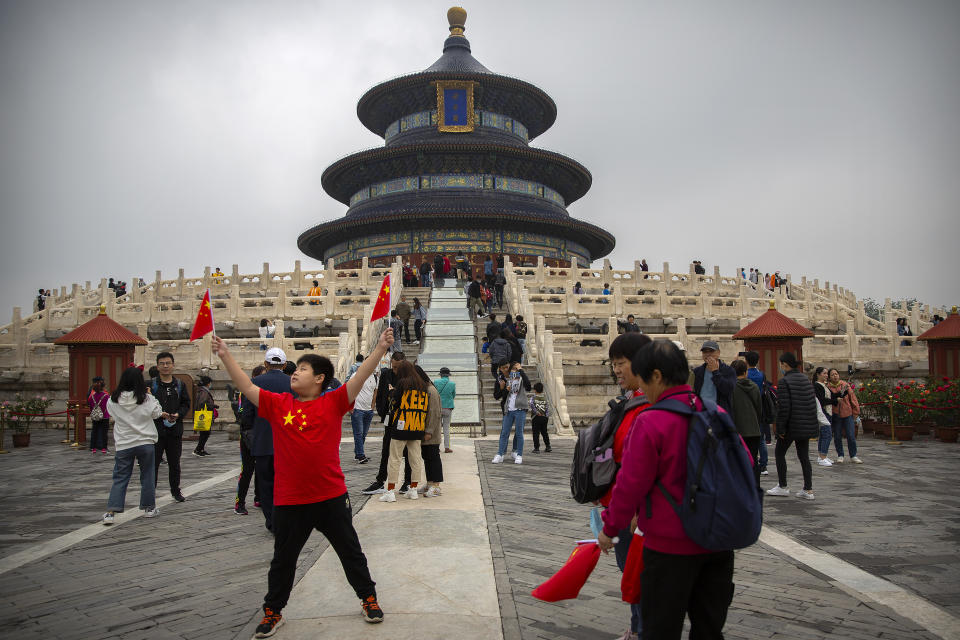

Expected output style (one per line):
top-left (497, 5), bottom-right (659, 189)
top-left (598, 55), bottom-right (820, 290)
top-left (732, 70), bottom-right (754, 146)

top-left (828, 369), bottom-right (862, 464)
top-left (193, 375), bottom-right (218, 457)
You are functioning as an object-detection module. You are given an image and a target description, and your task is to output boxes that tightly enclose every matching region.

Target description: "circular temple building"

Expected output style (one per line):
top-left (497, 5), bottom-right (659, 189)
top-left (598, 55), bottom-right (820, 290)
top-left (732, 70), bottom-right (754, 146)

top-left (297, 7), bottom-right (615, 269)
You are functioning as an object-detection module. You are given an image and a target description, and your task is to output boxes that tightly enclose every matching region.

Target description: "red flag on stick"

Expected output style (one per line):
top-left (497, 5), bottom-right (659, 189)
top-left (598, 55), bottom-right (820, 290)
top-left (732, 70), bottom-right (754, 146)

top-left (370, 274), bottom-right (391, 322)
top-left (530, 542), bottom-right (601, 602)
top-left (190, 289), bottom-right (215, 341)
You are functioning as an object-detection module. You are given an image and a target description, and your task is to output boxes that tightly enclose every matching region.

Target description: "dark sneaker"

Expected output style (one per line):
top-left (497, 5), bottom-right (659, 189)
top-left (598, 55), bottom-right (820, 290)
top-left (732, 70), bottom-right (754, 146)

top-left (357, 456), bottom-right (370, 464)
top-left (361, 595), bottom-right (383, 623)
top-left (234, 504), bottom-right (248, 515)
top-left (399, 483), bottom-right (409, 494)
top-left (199, 450), bottom-right (211, 456)
top-left (361, 481), bottom-right (385, 495)
top-left (254, 606), bottom-right (283, 637)
top-left (532, 449), bottom-right (540, 454)
top-left (544, 447), bottom-right (552, 453)
top-left (172, 493), bottom-right (186, 502)
top-left (192, 450), bottom-right (202, 457)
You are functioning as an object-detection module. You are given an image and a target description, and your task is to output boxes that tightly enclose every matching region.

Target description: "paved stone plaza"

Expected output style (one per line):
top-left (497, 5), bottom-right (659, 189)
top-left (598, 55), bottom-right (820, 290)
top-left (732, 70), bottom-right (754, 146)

top-left (1, 428), bottom-right (958, 639)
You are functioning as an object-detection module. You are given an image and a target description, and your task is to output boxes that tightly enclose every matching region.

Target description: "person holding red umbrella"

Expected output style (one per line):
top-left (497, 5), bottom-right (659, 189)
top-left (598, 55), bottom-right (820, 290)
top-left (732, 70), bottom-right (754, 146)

top-left (599, 340), bottom-right (736, 640)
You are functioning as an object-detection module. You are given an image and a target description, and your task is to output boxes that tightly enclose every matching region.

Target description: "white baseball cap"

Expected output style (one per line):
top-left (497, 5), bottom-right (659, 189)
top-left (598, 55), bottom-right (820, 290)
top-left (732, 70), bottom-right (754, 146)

top-left (265, 347), bottom-right (287, 365)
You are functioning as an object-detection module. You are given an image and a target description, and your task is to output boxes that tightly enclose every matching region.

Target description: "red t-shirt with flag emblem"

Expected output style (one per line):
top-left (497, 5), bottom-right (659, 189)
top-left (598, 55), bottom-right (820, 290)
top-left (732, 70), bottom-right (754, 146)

top-left (257, 385), bottom-right (353, 505)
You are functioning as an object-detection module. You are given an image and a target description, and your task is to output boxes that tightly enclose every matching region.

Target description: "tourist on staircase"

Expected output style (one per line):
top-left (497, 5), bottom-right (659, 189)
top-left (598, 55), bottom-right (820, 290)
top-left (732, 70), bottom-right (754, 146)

top-left (467, 275), bottom-right (485, 319)
top-left (492, 361), bottom-right (530, 465)
top-left (412, 297), bottom-right (427, 346)
top-left (395, 296), bottom-right (412, 345)
top-left (380, 360), bottom-right (428, 502)
top-left (433, 253), bottom-right (445, 288)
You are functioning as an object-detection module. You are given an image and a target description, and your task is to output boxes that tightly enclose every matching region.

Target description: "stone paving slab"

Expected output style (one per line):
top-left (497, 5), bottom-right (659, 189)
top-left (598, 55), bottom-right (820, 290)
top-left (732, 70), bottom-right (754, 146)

top-left (0, 428), bottom-right (379, 640)
top-left (475, 438), bottom-right (948, 640)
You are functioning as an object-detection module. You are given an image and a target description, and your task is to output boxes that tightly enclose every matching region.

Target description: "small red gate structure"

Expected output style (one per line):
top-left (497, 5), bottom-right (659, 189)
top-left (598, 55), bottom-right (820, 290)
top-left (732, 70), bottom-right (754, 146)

top-left (733, 301), bottom-right (814, 375)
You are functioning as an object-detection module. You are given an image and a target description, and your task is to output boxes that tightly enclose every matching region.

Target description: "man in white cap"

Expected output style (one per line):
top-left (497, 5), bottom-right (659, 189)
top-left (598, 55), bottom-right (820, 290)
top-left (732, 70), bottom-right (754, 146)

top-left (239, 347), bottom-right (292, 532)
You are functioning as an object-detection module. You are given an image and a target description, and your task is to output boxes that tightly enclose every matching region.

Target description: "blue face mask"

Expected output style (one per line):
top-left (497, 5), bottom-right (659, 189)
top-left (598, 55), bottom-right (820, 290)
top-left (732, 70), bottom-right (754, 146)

top-left (163, 418), bottom-right (177, 428)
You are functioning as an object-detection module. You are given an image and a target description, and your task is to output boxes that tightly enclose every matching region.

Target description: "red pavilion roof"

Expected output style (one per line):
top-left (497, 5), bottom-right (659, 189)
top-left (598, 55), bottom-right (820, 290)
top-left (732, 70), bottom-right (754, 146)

top-left (734, 303), bottom-right (814, 339)
top-left (54, 308), bottom-right (148, 345)
top-left (918, 308), bottom-right (960, 341)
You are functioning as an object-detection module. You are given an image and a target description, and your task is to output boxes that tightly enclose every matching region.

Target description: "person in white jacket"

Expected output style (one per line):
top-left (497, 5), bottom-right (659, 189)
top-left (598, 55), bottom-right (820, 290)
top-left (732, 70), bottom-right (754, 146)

top-left (102, 367), bottom-right (162, 525)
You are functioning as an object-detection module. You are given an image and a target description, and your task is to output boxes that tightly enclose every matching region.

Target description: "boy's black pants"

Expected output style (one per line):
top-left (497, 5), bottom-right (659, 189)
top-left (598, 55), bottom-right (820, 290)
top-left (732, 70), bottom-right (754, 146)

top-left (531, 415), bottom-right (550, 450)
top-left (641, 547), bottom-right (734, 640)
top-left (265, 493), bottom-right (376, 612)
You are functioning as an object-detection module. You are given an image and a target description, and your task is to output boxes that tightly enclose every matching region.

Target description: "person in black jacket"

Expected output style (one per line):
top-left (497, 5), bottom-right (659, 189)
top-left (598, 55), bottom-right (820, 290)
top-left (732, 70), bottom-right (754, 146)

top-left (692, 341), bottom-right (736, 414)
top-left (767, 352), bottom-right (818, 500)
top-left (152, 352), bottom-right (191, 503)
top-left (362, 352), bottom-right (412, 495)
top-left (467, 275), bottom-right (485, 319)
top-left (240, 349), bottom-right (293, 530)
top-left (502, 328), bottom-right (523, 364)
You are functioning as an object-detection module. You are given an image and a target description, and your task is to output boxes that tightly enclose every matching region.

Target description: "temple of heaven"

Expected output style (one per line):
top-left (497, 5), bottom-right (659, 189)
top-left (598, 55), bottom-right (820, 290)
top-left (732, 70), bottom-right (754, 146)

top-left (297, 7), bottom-right (615, 269)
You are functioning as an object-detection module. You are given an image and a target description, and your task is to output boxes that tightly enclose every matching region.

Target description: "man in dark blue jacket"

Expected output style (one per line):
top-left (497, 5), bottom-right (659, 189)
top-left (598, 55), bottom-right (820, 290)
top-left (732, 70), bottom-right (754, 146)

top-left (692, 340), bottom-right (737, 414)
top-left (241, 347), bottom-right (292, 533)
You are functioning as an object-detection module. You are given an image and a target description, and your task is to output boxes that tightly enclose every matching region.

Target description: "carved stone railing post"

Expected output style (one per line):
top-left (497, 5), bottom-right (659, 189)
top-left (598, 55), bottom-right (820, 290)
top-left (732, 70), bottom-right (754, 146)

top-left (602, 258), bottom-right (613, 289)
top-left (536, 255), bottom-right (545, 284)
top-left (634, 260), bottom-right (644, 283)
top-left (261, 263), bottom-right (271, 292)
top-left (607, 315), bottom-right (618, 350)
top-left (203, 266), bottom-right (211, 291)
top-left (613, 281), bottom-right (624, 317)
top-left (662, 261), bottom-right (671, 290)
top-left (565, 279), bottom-right (576, 315)
top-left (676, 317), bottom-right (688, 352)
top-left (713, 266), bottom-right (721, 295)
top-left (293, 260), bottom-right (302, 291)
top-left (225, 285), bottom-right (238, 319)
top-left (361, 256), bottom-right (369, 287)
top-left (176, 269), bottom-right (185, 298)
top-left (277, 286), bottom-right (287, 318)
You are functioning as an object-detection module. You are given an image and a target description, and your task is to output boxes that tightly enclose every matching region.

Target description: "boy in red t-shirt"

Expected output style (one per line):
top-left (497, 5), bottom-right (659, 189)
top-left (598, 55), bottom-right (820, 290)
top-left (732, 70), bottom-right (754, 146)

top-left (212, 329), bottom-right (394, 638)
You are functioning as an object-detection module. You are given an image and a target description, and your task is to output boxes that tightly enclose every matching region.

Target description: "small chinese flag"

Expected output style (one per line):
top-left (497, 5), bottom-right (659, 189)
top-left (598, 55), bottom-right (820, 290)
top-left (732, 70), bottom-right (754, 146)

top-left (190, 289), bottom-right (215, 341)
top-left (370, 274), bottom-right (391, 322)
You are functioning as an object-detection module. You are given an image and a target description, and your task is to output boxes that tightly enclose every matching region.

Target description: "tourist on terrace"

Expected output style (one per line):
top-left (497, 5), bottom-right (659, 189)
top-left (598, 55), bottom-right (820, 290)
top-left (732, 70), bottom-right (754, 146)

top-left (599, 332), bottom-right (652, 640)
top-left (744, 351), bottom-right (771, 476)
top-left (433, 254), bottom-right (445, 287)
top-left (573, 281), bottom-right (584, 295)
top-left (599, 339), bottom-right (736, 639)
top-left (152, 352), bottom-right (190, 503)
top-left (732, 359), bottom-right (763, 488)
top-left (258, 318), bottom-right (275, 350)
top-left (813, 367), bottom-right (837, 467)
top-left (211, 329), bottom-right (391, 635)
top-left (36, 288), bottom-right (46, 312)
top-left (308, 280), bottom-right (322, 305)
top-left (827, 369), bottom-right (862, 464)
top-left (415, 365), bottom-right (444, 497)
top-left (492, 361), bottom-right (530, 465)
top-left (380, 360), bottom-right (428, 503)
top-left (433, 367), bottom-right (456, 453)
top-left (767, 352), bottom-right (817, 500)
top-left (192, 375), bottom-right (217, 457)
top-left (419, 259), bottom-right (432, 288)
top-left (455, 251), bottom-right (469, 281)
top-left (620, 314), bottom-right (641, 334)
top-left (240, 348), bottom-right (292, 527)
top-left (87, 376), bottom-right (110, 453)
top-left (692, 340), bottom-right (736, 414)
top-left (102, 366), bottom-right (160, 525)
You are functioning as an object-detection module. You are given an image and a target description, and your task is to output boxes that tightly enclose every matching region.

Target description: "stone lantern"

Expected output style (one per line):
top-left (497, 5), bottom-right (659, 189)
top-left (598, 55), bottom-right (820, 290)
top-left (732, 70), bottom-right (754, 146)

top-left (54, 306), bottom-right (148, 444)
top-left (733, 301), bottom-right (814, 375)
top-left (917, 307), bottom-right (960, 378)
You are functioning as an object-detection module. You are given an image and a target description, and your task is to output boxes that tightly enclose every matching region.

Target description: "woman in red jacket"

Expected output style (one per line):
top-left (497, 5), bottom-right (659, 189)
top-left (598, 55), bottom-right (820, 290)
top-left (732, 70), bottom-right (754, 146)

top-left (599, 339), bottom-right (735, 640)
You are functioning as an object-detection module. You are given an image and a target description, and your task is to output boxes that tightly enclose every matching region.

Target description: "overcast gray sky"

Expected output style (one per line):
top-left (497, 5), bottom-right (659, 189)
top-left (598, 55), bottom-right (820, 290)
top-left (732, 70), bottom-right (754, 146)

top-left (1, 0), bottom-right (958, 317)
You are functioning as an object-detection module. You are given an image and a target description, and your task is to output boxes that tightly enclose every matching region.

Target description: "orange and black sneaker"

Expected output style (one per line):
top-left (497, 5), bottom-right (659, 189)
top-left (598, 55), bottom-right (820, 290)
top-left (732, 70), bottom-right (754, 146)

top-left (361, 594), bottom-right (384, 623)
top-left (254, 606), bottom-right (283, 638)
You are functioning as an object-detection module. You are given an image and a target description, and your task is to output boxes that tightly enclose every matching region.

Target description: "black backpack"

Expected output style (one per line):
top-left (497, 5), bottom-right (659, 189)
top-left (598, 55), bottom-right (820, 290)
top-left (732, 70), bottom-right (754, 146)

top-left (570, 394), bottom-right (647, 504)
top-left (759, 376), bottom-right (778, 425)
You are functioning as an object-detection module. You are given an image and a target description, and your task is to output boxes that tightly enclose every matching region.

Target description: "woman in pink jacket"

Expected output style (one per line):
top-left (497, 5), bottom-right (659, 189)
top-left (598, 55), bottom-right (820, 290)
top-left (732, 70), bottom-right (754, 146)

top-left (599, 340), bottom-right (734, 640)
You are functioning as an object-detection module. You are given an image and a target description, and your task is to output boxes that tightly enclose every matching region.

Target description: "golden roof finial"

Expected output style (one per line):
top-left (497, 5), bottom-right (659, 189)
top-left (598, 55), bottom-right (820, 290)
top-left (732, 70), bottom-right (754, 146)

top-left (952, 305), bottom-right (958, 315)
top-left (447, 6), bottom-right (467, 37)
top-left (98, 304), bottom-right (107, 315)
top-left (768, 300), bottom-right (776, 310)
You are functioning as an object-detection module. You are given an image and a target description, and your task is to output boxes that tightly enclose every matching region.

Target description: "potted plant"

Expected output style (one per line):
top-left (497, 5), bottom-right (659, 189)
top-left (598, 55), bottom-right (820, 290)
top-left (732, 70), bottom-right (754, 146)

top-left (3, 393), bottom-right (54, 447)
top-left (927, 377), bottom-right (959, 442)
